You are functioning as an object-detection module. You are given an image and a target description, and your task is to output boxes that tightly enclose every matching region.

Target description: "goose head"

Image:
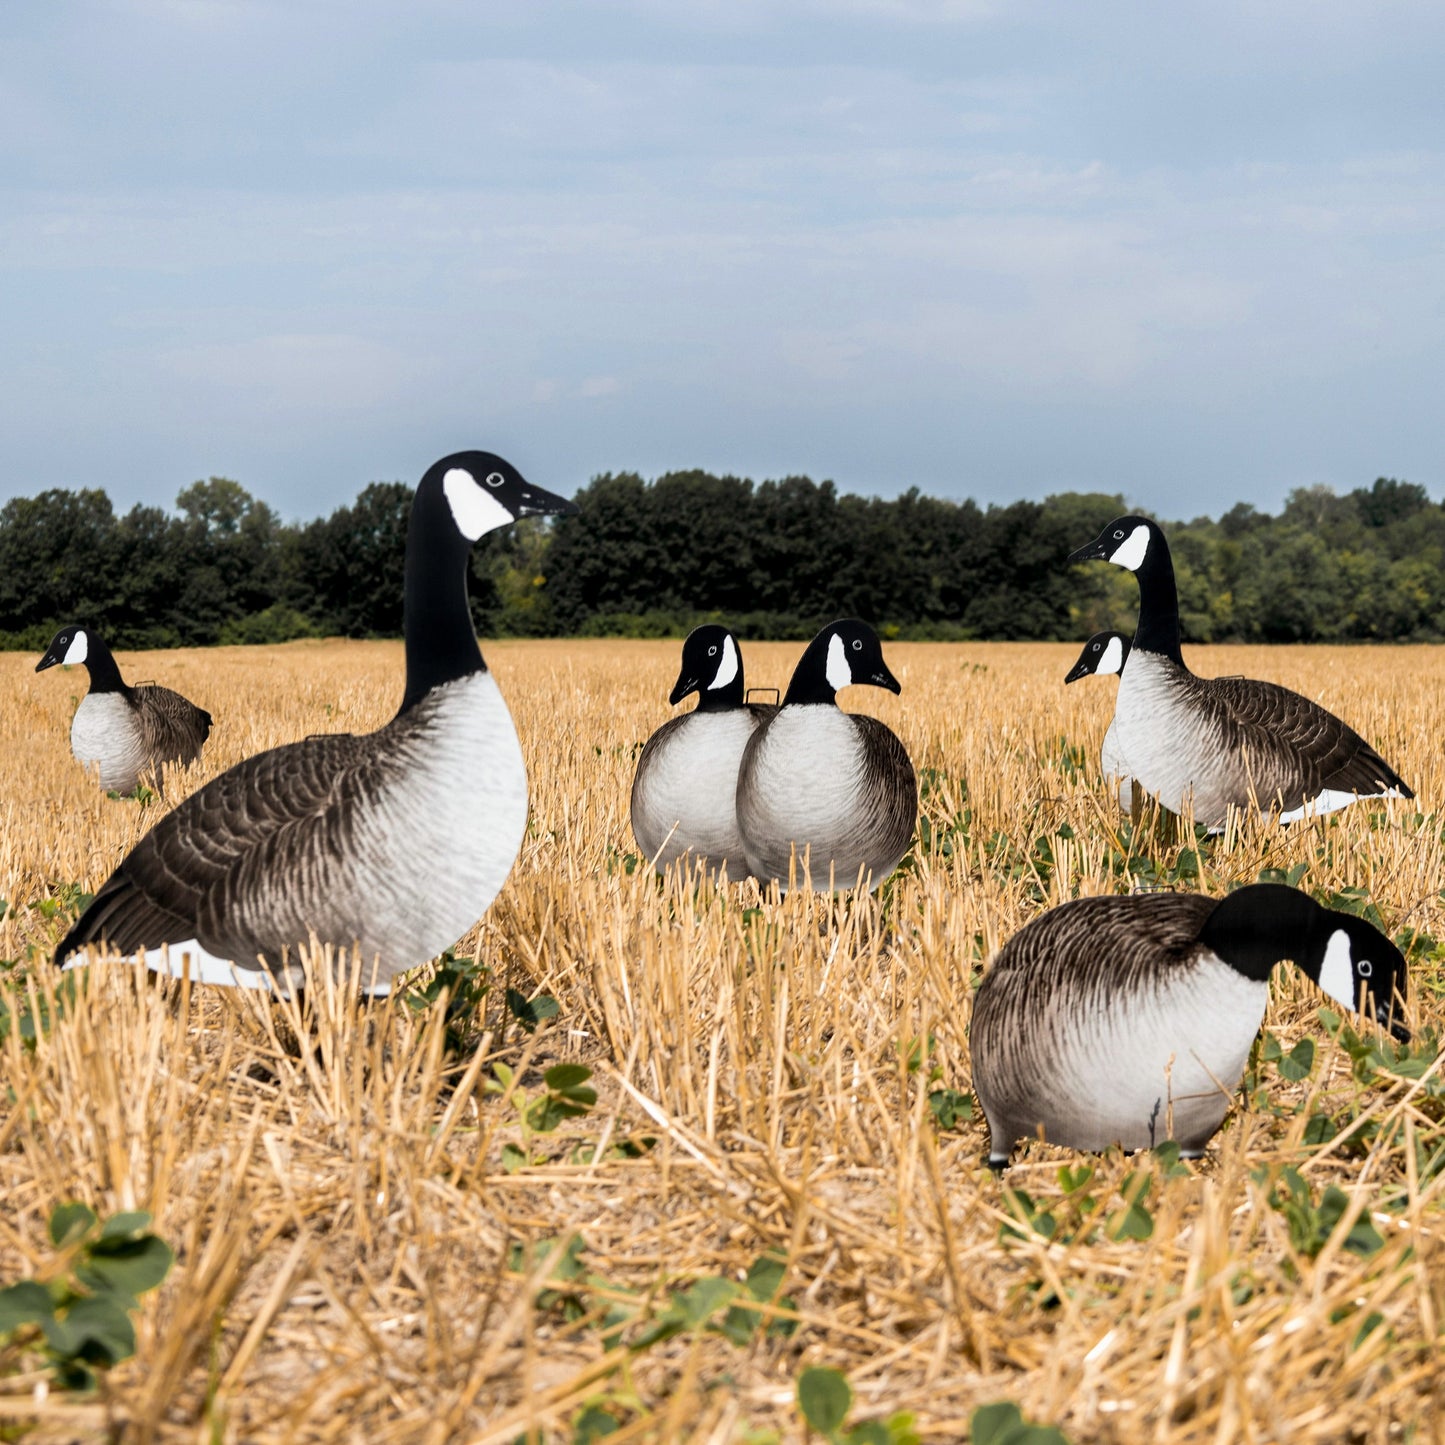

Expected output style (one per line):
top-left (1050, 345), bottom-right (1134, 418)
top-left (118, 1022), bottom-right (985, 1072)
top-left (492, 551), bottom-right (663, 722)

top-left (669, 625), bottom-right (743, 707)
top-left (419, 451), bottom-right (579, 546)
top-left (1064, 631), bottom-right (1131, 684)
top-left (784, 619), bottom-right (900, 706)
top-left (1068, 515), bottom-right (1164, 573)
top-left (36, 626), bottom-right (90, 671)
top-left (1309, 912), bottom-right (1411, 1043)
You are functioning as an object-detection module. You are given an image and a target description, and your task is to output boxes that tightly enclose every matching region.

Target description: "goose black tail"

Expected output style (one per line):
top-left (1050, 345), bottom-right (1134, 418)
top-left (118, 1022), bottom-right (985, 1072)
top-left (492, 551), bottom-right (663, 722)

top-left (55, 871), bottom-right (187, 966)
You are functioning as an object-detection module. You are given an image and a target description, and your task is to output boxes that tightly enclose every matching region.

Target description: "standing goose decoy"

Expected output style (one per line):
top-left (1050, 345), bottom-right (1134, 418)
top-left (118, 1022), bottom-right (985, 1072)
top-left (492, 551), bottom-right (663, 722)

top-left (971, 884), bottom-right (1409, 1168)
top-left (1064, 630), bottom-right (1134, 810)
top-left (36, 627), bottom-right (212, 796)
top-left (736, 619), bottom-right (916, 892)
top-left (1069, 516), bottom-right (1412, 829)
top-left (630, 625), bottom-right (777, 878)
top-left (56, 451), bottom-right (577, 996)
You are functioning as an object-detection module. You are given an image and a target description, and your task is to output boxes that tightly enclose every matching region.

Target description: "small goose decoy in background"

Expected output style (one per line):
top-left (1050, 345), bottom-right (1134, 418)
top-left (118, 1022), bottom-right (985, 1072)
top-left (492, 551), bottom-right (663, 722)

top-left (1068, 516), bottom-right (1412, 829)
top-left (971, 884), bottom-right (1409, 1168)
top-left (1064, 630), bottom-right (1134, 810)
top-left (736, 619), bottom-right (916, 892)
top-left (56, 451), bottom-right (577, 996)
top-left (630, 625), bottom-right (777, 878)
top-left (36, 626), bottom-right (212, 795)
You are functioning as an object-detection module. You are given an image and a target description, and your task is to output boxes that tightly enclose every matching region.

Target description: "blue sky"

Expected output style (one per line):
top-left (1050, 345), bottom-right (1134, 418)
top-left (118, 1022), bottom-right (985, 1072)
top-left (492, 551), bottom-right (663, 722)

top-left (2, 0), bottom-right (1442, 519)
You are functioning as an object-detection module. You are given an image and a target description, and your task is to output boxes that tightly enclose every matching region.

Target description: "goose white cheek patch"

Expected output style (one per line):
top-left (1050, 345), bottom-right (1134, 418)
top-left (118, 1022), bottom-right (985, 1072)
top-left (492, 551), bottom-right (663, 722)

top-left (1099, 636), bottom-right (1125, 675)
top-left (1317, 928), bottom-right (1361, 1012)
top-left (708, 635), bottom-right (739, 690)
top-left (63, 633), bottom-right (88, 665)
top-left (443, 468), bottom-right (514, 541)
top-left (825, 634), bottom-right (852, 692)
top-left (1109, 525), bottom-right (1151, 571)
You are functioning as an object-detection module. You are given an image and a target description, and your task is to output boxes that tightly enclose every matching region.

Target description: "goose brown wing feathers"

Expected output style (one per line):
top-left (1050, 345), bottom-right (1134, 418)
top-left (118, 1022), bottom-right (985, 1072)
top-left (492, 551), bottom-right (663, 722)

top-left (134, 685), bottom-right (213, 767)
top-left (1196, 674), bottom-right (1410, 805)
top-left (849, 714), bottom-right (917, 866)
top-left (57, 729), bottom-right (389, 965)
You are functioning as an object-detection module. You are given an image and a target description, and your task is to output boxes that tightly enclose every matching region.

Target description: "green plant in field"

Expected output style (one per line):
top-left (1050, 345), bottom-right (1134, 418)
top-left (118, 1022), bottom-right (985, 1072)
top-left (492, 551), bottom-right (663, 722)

top-left (970, 1401), bottom-right (1073, 1445)
top-left (795, 1366), bottom-right (919, 1445)
top-left (505, 987), bottom-right (561, 1034)
top-left (927, 1088), bottom-right (974, 1130)
top-left (104, 782), bottom-right (156, 805)
top-left (0, 974), bottom-right (80, 1049)
top-left (488, 1062), bottom-right (598, 1171)
top-left (0, 1203), bottom-right (174, 1390)
top-left (1251, 1165), bottom-right (1386, 1261)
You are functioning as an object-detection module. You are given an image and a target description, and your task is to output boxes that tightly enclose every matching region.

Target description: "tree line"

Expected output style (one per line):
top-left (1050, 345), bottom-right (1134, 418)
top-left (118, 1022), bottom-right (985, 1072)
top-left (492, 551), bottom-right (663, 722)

top-left (0, 470), bottom-right (1439, 650)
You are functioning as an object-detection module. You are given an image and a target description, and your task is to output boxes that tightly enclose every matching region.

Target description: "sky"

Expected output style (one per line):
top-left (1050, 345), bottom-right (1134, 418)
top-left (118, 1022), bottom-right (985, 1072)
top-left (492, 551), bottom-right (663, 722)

top-left (2, 0), bottom-right (1443, 520)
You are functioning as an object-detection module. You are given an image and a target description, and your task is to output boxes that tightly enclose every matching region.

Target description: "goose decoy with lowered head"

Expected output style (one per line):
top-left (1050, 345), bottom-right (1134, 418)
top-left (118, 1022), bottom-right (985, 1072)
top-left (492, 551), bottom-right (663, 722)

top-left (1068, 516), bottom-right (1412, 829)
top-left (736, 619), bottom-right (916, 892)
top-left (630, 625), bottom-right (778, 878)
top-left (971, 884), bottom-right (1409, 1168)
top-left (1064, 630), bottom-right (1134, 810)
top-left (55, 451), bottom-right (577, 996)
top-left (36, 627), bottom-right (212, 796)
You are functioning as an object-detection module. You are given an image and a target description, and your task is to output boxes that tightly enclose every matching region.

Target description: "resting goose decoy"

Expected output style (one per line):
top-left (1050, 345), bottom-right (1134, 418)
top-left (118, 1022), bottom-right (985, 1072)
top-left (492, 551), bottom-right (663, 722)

top-left (36, 627), bottom-right (212, 796)
top-left (736, 619), bottom-right (916, 892)
top-left (55, 451), bottom-right (577, 996)
top-left (630, 625), bottom-right (777, 878)
top-left (1064, 630), bottom-right (1134, 810)
top-left (971, 884), bottom-right (1409, 1168)
top-left (1069, 516), bottom-right (1412, 829)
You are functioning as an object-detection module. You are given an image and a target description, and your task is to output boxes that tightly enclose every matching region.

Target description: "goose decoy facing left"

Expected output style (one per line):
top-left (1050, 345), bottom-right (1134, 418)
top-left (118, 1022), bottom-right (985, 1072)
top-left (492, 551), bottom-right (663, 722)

top-left (630, 625), bottom-right (777, 879)
top-left (971, 884), bottom-right (1409, 1168)
top-left (1064, 630), bottom-right (1134, 811)
top-left (36, 626), bottom-right (212, 795)
top-left (56, 451), bottom-right (577, 996)
top-left (1069, 516), bottom-right (1412, 829)
top-left (736, 619), bottom-right (916, 892)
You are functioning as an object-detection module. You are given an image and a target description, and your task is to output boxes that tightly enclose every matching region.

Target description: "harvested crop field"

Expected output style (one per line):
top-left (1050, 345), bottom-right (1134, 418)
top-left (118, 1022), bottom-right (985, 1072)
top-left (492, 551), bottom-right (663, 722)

top-left (2, 637), bottom-right (1444, 1443)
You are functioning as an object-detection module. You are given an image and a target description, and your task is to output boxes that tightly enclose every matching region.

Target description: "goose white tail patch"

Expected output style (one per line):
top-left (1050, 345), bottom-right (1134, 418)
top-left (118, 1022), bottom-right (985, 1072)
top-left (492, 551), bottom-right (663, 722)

top-left (1109, 524), bottom-right (1151, 571)
top-left (1099, 635), bottom-right (1125, 675)
top-left (1278, 787), bottom-right (1405, 824)
top-left (708, 634), bottom-right (739, 691)
top-left (825, 633), bottom-right (852, 692)
top-left (1317, 928), bottom-right (1359, 1012)
top-left (443, 467), bottom-right (513, 541)
top-left (60, 941), bottom-right (393, 998)
top-left (63, 632), bottom-right (88, 665)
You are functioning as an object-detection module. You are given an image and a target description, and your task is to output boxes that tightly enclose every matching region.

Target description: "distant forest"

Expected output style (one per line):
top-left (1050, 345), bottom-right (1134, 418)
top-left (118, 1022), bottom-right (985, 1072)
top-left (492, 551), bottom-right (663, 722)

top-left (0, 471), bottom-right (1440, 649)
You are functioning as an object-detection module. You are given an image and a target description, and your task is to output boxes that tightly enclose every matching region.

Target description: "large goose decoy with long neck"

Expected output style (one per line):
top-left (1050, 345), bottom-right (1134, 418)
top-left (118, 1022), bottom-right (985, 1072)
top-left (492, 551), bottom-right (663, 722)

top-left (56, 451), bottom-right (577, 995)
top-left (630, 625), bottom-right (777, 878)
top-left (1069, 517), bottom-right (1412, 829)
top-left (971, 884), bottom-right (1409, 1167)
top-left (736, 619), bottom-right (916, 892)
top-left (36, 626), bottom-right (212, 795)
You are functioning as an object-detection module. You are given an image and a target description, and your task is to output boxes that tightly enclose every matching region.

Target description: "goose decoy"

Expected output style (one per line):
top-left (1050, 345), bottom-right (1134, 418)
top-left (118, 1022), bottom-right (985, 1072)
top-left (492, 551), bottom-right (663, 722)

top-left (36, 626), bottom-right (212, 795)
top-left (630, 625), bottom-right (777, 878)
top-left (971, 884), bottom-right (1409, 1168)
top-left (735, 619), bottom-right (916, 892)
top-left (1064, 630), bottom-right (1133, 810)
top-left (1068, 516), bottom-right (1412, 829)
top-left (55, 451), bottom-right (577, 996)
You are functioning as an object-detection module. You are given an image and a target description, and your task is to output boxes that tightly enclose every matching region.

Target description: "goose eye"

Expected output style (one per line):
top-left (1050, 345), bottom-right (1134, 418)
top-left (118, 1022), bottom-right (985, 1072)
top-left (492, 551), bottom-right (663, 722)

top-left (485, 472), bottom-right (504, 488)
top-left (708, 645), bottom-right (718, 656)
top-left (1357, 959), bottom-right (1374, 978)
top-left (851, 639), bottom-right (862, 651)
top-left (1113, 529), bottom-right (1124, 539)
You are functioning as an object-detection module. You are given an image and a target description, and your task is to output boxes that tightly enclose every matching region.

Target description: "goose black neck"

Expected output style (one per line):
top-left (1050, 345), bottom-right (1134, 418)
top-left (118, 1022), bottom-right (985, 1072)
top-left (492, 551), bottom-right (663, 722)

top-left (398, 504), bottom-right (485, 716)
top-left (83, 635), bottom-right (128, 695)
top-left (1132, 530), bottom-right (1184, 665)
top-left (1198, 885), bottom-right (1325, 983)
top-left (696, 676), bottom-right (746, 711)
top-left (782, 633), bottom-right (837, 707)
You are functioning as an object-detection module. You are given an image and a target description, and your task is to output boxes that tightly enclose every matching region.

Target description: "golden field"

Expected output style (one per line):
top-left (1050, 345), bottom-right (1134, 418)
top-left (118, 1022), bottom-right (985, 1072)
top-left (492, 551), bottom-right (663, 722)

top-left (1, 637), bottom-right (1444, 1443)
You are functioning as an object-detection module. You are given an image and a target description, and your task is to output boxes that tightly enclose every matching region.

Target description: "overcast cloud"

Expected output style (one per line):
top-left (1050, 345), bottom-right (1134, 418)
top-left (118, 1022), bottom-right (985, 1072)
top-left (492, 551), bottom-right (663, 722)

top-left (2, 0), bottom-right (1442, 517)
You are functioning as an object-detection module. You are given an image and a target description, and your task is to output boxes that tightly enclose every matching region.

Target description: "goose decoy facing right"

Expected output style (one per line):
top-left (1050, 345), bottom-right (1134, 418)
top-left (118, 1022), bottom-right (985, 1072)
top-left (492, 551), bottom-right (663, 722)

top-left (55, 451), bottom-right (577, 996)
top-left (36, 626), bottom-right (212, 795)
top-left (630, 625), bottom-right (777, 878)
top-left (971, 884), bottom-right (1409, 1168)
top-left (736, 619), bottom-right (916, 892)
top-left (1068, 516), bottom-right (1412, 828)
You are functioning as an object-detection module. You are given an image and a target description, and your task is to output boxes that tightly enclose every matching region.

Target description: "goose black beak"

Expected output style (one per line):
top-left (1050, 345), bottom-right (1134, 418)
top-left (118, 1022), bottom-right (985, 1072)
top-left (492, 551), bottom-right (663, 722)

top-left (1063, 659), bottom-right (1090, 685)
top-left (1383, 1008), bottom-right (1412, 1044)
top-left (35, 653), bottom-right (60, 673)
top-left (1067, 535), bottom-right (1110, 565)
top-left (871, 665), bottom-right (902, 694)
top-left (513, 483), bottom-right (580, 519)
top-left (669, 674), bottom-right (701, 706)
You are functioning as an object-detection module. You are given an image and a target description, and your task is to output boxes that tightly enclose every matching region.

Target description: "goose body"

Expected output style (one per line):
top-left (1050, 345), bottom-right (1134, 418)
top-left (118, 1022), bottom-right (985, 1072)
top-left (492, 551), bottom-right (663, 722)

top-left (971, 885), bottom-right (1409, 1166)
top-left (1068, 518), bottom-right (1412, 829)
top-left (736, 620), bottom-right (916, 892)
top-left (37, 627), bottom-right (212, 794)
top-left (631, 627), bottom-right (775, 877)
top-left (56, 451), bottom-right (576, 995)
